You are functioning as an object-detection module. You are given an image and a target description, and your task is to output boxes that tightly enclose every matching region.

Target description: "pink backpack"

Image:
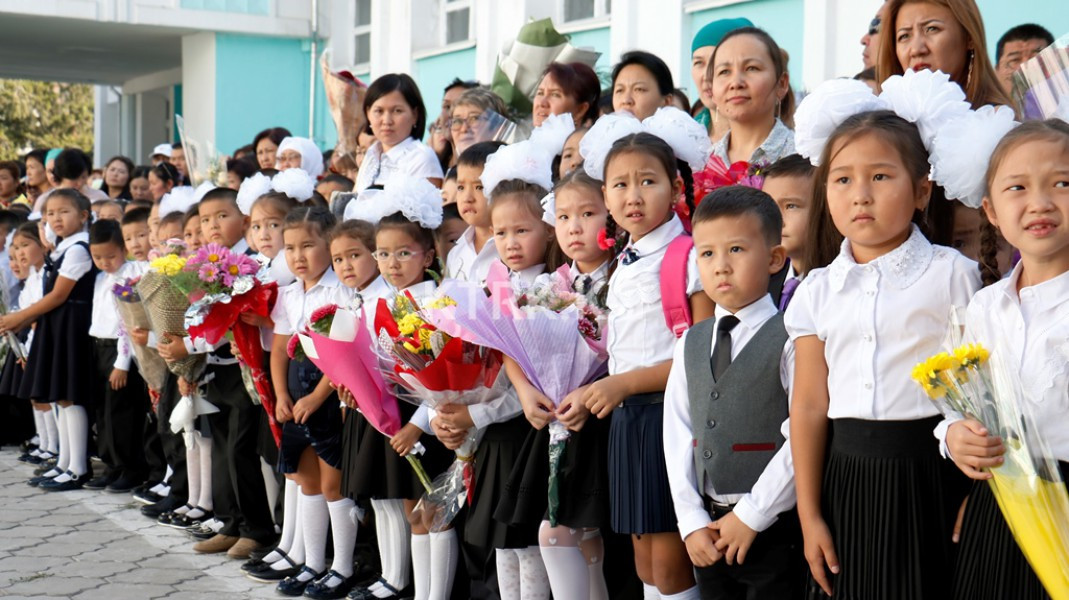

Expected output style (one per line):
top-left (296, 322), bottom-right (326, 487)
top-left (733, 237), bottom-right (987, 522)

top-left (660, 234), bottom-right (694, 338)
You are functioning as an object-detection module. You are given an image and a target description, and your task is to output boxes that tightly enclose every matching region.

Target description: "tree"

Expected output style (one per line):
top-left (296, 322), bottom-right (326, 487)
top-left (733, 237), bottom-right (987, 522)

top-left (0, 79), bottom-right (94, 160)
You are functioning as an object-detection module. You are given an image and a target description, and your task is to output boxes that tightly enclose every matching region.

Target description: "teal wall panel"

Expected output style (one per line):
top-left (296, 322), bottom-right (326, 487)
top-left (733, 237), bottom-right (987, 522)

top-left (412, 46), bottom-right (478, 136)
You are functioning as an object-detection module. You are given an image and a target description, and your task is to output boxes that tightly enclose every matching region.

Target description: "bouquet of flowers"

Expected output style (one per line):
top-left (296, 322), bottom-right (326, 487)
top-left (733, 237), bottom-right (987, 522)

top-left (296, 304), bottom-right (433, 494)
top-left (111, 276), bottom-right (170, 391)
top-left (0, 289), bottom-right (26, 363)
top-left (912, 344), bottom-right (1069, 599)
top-left (176, 114), bottom-right (229, 188)
top-left (172, 243), bottom-right (281, 446)
top-left (425, 262), bottom-right (607, 525)
top-left (684, 155), bottom-right (765, 231)
top-left (137, 254), bottom-right (206, 382)
top-left (375, 292), bottom-right (506, 531)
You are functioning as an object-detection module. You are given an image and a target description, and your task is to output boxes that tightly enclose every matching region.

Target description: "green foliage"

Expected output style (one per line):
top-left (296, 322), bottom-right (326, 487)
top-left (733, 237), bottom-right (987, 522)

top-left (0, 79), bottom-right (94, 160)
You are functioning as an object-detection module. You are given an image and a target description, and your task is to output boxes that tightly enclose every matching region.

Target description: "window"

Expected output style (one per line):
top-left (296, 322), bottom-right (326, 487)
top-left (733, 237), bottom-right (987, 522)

top-left (443, 0), bottom-right (471, 45)
top-left (561, 0), bottom-right (610, 23)
top-left (353, 0), bottom-right (372, 66)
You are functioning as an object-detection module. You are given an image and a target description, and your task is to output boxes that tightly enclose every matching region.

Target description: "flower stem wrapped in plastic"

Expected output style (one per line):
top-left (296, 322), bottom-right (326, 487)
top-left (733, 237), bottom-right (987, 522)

top-left (424, 263), bottom-right (608, 526)
top-left (912, 341), bottom-right (1069, 599)
top-left (112, 277), bottom-right (170, 391)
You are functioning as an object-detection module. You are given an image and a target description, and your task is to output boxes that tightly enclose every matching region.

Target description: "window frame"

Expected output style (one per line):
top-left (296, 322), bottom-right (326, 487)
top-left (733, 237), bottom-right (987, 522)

top-left (352, 0), bottom-right (373, 70)
top-left (441, 0), bottom-right (473, 46)
top-left (558, 0), bottom-right (610, 25)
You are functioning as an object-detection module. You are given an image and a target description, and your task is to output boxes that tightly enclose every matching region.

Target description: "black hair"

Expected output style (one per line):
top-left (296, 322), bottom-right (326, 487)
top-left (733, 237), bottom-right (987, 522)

top-left (854, 67), bottom-right (878, 83)
top-left (670, 88), bottom-right (692, 114)
top-left (713, 27), bottom-right (795, 128)
top-left (131, 165), bottom-right (152, 180)
top-left (996, 23), bottom-right (1054, 62)
top-left (319, 173), bottom-right (354, 189)
top-left (253, 127), bottom-right (292, 151)
top-left (283, 205), bottom-right (337, 238)
top-left (251, 191), bottom-right (298, 218)
top-left (126, 199), bottom-right (153, 212)
top-left (762, 153), bottom-right (815, 180)
top-left (89, 218), bottom-right (124, 248)
top-left (329, 219), bottom-right (376, 250)
top-left (24, 149), bottom-right (48, 168)
top-left (47, 187), bottom-right (90, 213)
top-left (612, 51), bottom-right (674, 97)
top-left (440, 202), bottom-right (462, 224)
top-left (692, 185), bottom-right (783, 245)
top-left (363, 73), bottom-right (428, 141)
top-left (597, 91), bottom-right (614, 117)
top-left (121, 206), bottom-right (151, 226)
top-left (457, 141), bottom-right (507, 170)
top-left (444, 166), bottom-right (458, 181)
top-left (100, 156), bottom-right (135, 199)
top-left (183, 205), bottom-right (201, 228)
top-left (159, 210), bottom-right (185, 229)
top-left (489, 180), bottom-right (565, 272)
top-left (376, 212), bottom-right (440, 279)
top-left (53, 148), bottom-right (91, 182)
top-left (14, 221), bottom-right (41, 245)
top-left (0, 209), bottom-right (21, 233)
top-left (199, 187), bottom-right (240, 210)
top-left (171, 142), bottom-right (183, 151)
top-left (226, 157), bottom-right (258, 182)
top-left (444, 78), bottom-right (480, 94)
top-left (150, 162), bottom-right (180, 186)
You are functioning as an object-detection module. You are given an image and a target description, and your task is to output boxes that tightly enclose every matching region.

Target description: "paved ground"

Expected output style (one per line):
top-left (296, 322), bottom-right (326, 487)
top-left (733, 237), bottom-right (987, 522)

top-left (0, 448), bottom-right (282, 600)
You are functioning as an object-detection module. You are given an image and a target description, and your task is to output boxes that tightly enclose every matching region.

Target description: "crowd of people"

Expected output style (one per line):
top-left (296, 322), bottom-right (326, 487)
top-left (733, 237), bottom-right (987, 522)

top-left (0, 1), bottom-right (1065, 599)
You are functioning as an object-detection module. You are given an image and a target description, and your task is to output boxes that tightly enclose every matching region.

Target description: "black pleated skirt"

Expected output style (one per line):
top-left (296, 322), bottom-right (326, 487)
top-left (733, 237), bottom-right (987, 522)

top-left (23, 301), bottom-right (94, 405)
top-left (0, 347), bottom-right (24, 398)
top-left (276, 358), bottom-right (343, 472)
top-left (493, 413), bottom-right (610, 529)
top-left (806, 417), bottom-right (967, 600)
top-left (953, 461), bottom-right (1069, 600)
top-left (341, 401), bottom-right (452, 501)
top-left (465, 415), bottom-right (540, 551)
top-left (608, 394), bottom-right (677, 535)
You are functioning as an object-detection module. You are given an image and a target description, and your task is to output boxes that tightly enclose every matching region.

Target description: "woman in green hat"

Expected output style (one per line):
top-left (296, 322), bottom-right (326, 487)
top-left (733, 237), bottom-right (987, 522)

top-left (690, 17), bottom-right (753, 144)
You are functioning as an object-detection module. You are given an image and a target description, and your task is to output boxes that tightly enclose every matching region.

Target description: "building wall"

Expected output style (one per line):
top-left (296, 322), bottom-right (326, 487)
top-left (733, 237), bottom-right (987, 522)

top-left (413, 45), bottom-right (478, 131)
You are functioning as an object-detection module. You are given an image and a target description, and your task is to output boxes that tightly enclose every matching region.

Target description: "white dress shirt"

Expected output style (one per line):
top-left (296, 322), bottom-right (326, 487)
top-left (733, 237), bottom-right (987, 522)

top-left (509, 263), bottom-right (546, 285)
top-left (935, 263), bottom-right (1069, 461)
top-left (89, 263), bottom-right (138, 371)
top-left (784, 225), bottom-right (980, 420)
top-left (664, 297), bottom-right (796, 537)
top-left (606, 215), bottom-right (702, 375)
top-left (570, 260), bottom-right (610, 300)
top-left (272, 268), bottom-right (354, 337)
top-left (19, 266), bottom-right (43, 351)
top-left (52, 232), bottom-right (93, 281)
top-left (355, 137), bottom-right (444, 192)
top-left (445, 226), bottom-right (501, 284)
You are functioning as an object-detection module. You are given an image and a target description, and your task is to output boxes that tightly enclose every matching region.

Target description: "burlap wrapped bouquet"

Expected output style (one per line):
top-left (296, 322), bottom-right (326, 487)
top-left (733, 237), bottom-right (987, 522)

top-left (137, 268), bottom-right (205, 382)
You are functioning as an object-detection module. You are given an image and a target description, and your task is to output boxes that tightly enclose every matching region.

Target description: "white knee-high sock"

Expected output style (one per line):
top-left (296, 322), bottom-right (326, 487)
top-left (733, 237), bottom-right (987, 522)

top-left (411, 533), bottom-right (431, 600)
top-left (370, 498), bottom-right (411, 591)
top-left (31, 409), bottom-right (44, 444)
top-left (54, 405), bottom-right (70, 473)
top-left (428, 529), bottom-right (458, 600)
top-left (580, 530), bottom-right (608, 600)
top-left (516, 546), bottom-right (550, 600)
top-left (643, 583), bottom-right (661, 600)
top-left (196, 437), bottom-right (213, 510)
top-left (300, 493), bottom-right (330, 574)
top-left (661, 587), bottom-right (700, 600)
top-left (185, 440), bottom-right (201, 509)
top-left (265, 479), bottom-right (300, 562)
top-left (64, 405), bottom-right (89, 477)
top-left (327, 498), bottom-right (357, 577)
top-left (272, 484), bottom-right (305, 570)
top-left (540, 545), bottom-right (588, 600)
top-left (42, 408), bottom-right (58, 455)
top-left (496, 549), bottom-right (521, 600)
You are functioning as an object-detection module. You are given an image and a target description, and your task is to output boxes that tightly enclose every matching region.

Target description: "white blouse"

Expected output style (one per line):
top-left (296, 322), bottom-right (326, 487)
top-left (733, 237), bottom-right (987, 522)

top-left (445, 226), bottom-right (501, 285)
top-left (606, 215), bottom-right (702, 375)
top-left (941, 264), bottom-right (1069, 460)
top-left (52, 232), bottom-right (93, 281)
top-left (355, 137), bottom-right (443, 192)
top-left (785, 226), bottom-right (980, 420)
top-left (272, 268), bottom-right (354, 337)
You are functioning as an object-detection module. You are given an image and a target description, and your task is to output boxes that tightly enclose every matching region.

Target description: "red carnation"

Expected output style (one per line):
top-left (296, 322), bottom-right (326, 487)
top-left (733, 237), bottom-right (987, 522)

top-left (597, 228), bottom-right (617, 251)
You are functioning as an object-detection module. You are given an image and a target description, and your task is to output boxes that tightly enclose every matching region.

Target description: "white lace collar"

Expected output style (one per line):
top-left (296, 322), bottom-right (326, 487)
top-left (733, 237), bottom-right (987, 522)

top-left (828, 225), bottom-right (933, 291)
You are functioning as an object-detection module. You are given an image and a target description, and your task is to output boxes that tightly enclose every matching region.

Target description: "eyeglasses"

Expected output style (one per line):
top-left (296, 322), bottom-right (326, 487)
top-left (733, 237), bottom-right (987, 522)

top-left (867, 17), bottom-right (881, 36)
top-left (449, 113), bottom-right (488, 131)
top-left (372, 249), bottom-right (424, 262)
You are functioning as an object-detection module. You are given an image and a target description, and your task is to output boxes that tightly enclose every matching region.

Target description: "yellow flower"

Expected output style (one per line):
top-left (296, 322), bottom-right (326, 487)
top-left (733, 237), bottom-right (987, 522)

top-left (149, 255), bottom-right (188, 277)
top-left (397, 313), bottom-right (425, 337)
top-left (426, 296), bottom-right (457, 309)
top-left (954, 343), bottom-right (990, 370)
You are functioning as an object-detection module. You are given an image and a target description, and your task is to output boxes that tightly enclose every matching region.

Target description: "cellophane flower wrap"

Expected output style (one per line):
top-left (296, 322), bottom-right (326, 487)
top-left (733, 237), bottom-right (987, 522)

top-left (912, 336), bottom-right (1069, 599)
top-left (111, 276), bottom-right (170, 391)
top-left (137, 253), bottom-right (206, 383)
top-left (424, 262), bottom-right (608, 526)
top-left (296, 304), bottom-right (433, 505)
top-left (172, 243), bottom-right (281, 446)
top-left (375, 292), bottom-right (506, 532)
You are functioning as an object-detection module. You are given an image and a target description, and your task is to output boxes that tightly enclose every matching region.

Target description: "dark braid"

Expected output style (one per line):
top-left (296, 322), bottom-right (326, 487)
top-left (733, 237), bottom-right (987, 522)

top-left (978, 210), bottom-right (1002, 287)
top-left (676, 158), bottom-right (695, 215)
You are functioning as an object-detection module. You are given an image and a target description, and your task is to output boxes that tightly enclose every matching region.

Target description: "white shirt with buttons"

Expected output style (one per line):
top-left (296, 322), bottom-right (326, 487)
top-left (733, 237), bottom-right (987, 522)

top-left (272, 268), bottom-right (354, 337)
top-left (355, 137), bottom-right (444, 192)
top-left (445, 226), bottom-right (501, 285)
top-left (785, 225), bottom-right (980, 420)
top-left (89, 262), bottom-right (139, 370)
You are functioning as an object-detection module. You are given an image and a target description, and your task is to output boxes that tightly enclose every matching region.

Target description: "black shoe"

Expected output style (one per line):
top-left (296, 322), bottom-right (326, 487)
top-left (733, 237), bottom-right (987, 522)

top-left (20, 439), bottom-right (38, 454)
top-left (347, 578), bottom-right (405, 600)
top-left (133, 485), bottom-right (165, 505)
top-left (303, 570), bottom-right (355, 599)
top-left (141, 496), bottom-right (183, 519)
top-left (245, 549), bottom-right (299, 580)
top-left (248, 544), bottom-right (279, 563)
top-left (187, 520), bottom-right (220, 540)
top-left (40, 471), bottom-right (88, 492)
top-left (28, 469), bottom-right (61, 487)
top-left (106, 474), bottom-right (142, 494)
top-left (277, 567), bottom-right (322, 597)
top-left (84, 473), bottom-right (116, 490)
top-left (163, 508), bottom-right (212, 530)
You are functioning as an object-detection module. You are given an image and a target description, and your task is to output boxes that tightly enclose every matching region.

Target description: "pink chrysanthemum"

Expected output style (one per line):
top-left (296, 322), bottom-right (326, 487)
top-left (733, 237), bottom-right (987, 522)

top-left (311, 304), bottom-right (339, 324)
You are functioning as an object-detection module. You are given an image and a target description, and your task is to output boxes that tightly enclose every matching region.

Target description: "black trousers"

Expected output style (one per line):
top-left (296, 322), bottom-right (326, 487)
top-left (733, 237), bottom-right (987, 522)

top-left (206, 363), bottom-right (274, 542)
top-left (92, 338), bottom-right (149, 479)
top-left (156, 372), bottom-right (188, 502)
top-left (694, 506), bottom-right (806, 600)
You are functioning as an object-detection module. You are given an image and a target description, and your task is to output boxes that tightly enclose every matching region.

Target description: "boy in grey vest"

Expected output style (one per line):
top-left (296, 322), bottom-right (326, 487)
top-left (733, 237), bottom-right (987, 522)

top-left (664, 187), bottom-right (804, 599)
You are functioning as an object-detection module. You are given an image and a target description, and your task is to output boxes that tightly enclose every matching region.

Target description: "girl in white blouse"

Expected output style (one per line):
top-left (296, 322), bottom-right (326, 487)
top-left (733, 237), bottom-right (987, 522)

top-left (944, 120), bottom-right (1069, 600)
top-left (786, 111), bottom-right (980, 599)
top-left (355, 74), bottom-right (444, 192)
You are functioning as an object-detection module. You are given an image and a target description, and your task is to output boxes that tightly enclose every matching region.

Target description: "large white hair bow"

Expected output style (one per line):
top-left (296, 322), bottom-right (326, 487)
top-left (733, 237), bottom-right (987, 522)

top-left (580, 107), bottom-right (712, 181)
top-left (159, 186), bottom-right (198, 219)
top-left (236, 172), bottom-right (274, 216)
top-left (273, 168), bottom-right (317, 203)
top-left (377, 177), bottom-right (444, 229)
top-left (481, 113), bottom-right (576, 198)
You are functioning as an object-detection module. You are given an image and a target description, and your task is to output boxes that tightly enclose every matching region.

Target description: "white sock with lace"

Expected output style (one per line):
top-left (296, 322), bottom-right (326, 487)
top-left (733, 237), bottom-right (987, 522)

top-left (411, 533), bottom-right (431, 600)
top-left (369, 498), bottom-right (411, 597)
top-left (300, 493), bottom-right (329, 578)
top-left (661, 586), bottom-right (700, 600)
top-left (428, 529), bottom-right (458, 600)
top-left (327, 498), bottom-right (357, 578)
top-left (42, 408), bottom-right (58, 455)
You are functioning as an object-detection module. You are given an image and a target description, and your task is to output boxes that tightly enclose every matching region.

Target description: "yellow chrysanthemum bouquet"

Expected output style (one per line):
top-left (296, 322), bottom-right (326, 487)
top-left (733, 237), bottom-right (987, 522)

top-left (912, 343), bottom-right (1069, 599)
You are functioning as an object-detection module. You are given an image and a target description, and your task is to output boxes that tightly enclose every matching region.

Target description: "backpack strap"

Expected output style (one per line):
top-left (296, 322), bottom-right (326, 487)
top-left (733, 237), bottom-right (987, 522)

top-left (660, 234), bottom-right (694, 339)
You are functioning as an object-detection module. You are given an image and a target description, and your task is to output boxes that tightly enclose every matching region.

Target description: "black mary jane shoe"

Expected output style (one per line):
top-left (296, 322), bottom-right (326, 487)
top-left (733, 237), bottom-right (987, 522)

top-left (303, 570), bottom-right (356, 599)
top-left (244, 552), bottom-right (301, 582)
top-left (276, 567), bottom-right (323, 597)
top-left (347, 578), bottom-right (406, 600)
top-left (28, 469), bottom-right (62, 487)
top-left (40, 471), bottom-right (88, 492)
top-left (166, 509), bottom-right (214, 530)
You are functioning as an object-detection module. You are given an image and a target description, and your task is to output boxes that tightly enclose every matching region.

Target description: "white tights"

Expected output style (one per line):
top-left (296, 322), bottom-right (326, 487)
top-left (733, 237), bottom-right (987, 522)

top-left (538, 522), bottom-right (608, 600)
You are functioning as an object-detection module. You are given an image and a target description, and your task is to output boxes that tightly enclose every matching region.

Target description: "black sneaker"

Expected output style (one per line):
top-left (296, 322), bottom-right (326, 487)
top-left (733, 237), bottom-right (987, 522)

top-left (276, 567), bottom-right (321, 597)
top-left (106, 474), bottom-right (143, 494)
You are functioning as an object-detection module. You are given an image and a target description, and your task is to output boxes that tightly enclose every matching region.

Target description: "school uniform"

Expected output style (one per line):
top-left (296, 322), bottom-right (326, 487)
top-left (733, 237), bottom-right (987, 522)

top-left (606, 214), bottom-right (702, 535)
top-left (445, 226), bottom-right (501, 284)
top-left (0, 267), bottom-right (41, 400)
top-left (355, 137), bottom-right (444, 192)
top-left (0, 273), bottom-right (32, 445)
top-left (946, 263), bottom-right (1069, 600)
top-left (89, 262), bottom-right (148, 482)
top-left (271, 268), bottom-right (352, 473)
top-left (665, 299), bottom-right (804, 598)
top-left (784, 225), bottom-right (980, 599)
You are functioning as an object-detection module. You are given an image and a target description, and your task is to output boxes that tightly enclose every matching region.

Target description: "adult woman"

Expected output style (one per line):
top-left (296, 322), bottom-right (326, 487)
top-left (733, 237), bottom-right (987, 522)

top-left (100, 156), bottom-right (135, 200)
top-left (275, 136), bottom-right (324, 178)
top-left (531, 62), bottom-right (601, 128)
top-left (708, 27), bottom-right (796, 165)
top-left (129, 166), bottom-right (153, 202)
top-left (148, 162), bottom-right (180, 202)
top-left (449, 87), bottom-right (511, 161)
top-left (691, 17), bottom-right (753, 143)
top-left (0, 162), bottom-right (22, 206)
top-left (355, 73), bottom-right (443, 192)
top-left (252, 127), bottom-right (293, 171)
top-left (23, 150), bottom-right (52, 204)
top-left (611, 51), bottom-right (674, 120)
top-left (877, 0), bottom-right (1012, 109)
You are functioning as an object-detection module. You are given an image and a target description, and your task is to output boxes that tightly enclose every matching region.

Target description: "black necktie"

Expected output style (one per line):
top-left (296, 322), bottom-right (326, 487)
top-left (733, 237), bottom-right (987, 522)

top-left (574, 274), bottom-right (593, 294)
top-left (620, 247), bottom-right (640, 265)
top-left (711, 315), bottom-right (740, 382)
